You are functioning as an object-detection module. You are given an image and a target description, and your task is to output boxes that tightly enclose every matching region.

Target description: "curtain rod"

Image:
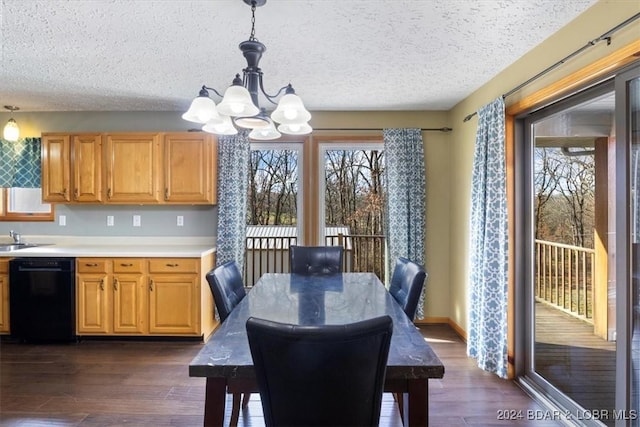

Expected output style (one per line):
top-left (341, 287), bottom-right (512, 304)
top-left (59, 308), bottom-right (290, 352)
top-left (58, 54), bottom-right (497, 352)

top-left (462, 12), bottom-right (640, 123)
top-left (314, 127), bottom-right (452, 132)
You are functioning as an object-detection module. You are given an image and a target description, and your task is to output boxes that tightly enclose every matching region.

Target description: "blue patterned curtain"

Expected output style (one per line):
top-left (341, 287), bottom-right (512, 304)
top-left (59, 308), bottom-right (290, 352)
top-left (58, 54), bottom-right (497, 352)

top-left (216, 132), bottom-right (251, 269)
top-left (467, 97), bottom-right (509, 378)
top-left (383, 128), bottom-right (427, 319)
top-left (0, 138), bottom-right (41, 188)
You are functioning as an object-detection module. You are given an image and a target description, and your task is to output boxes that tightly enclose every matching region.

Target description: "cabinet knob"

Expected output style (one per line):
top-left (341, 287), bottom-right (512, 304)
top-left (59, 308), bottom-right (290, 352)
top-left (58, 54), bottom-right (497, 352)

top-left (120, 263), bottom-right (133, 267)
top-left (164, 188), bottom-right (169, 200)
top-left (113, 278), bottom-right (119, 291)
top-left (100, 279), bottom-right (104, 291)
top-left (85, 263), bottom-right (98, 267)
top-left (74, 188), bottom-right (79, 200)
top-left (166, 263), bottom-right (179, 267)
top-left (107, 188), bottom-right (112, 199)
top-left (149, 279), bottom-right (154, 291)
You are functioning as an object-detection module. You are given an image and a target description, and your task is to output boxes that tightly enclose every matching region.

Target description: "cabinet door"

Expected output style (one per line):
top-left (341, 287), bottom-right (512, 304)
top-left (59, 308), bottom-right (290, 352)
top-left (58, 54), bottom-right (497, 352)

top-left (105, 133), bottom-right (161, 203)
top-left (77, 274), bottom-right (110, 334)
top-left (42, 134), bottom-right (71, 202)
top-left (72, 134), bottom-right (102, 202)
top-left (148, 274), bottom-right (199, 334)
top-left (0, 273), bottom-right (9, 334)
top-left (163, 133), bottom-right (216, 204)
top-left (112, 274), bottom-right (147, 334)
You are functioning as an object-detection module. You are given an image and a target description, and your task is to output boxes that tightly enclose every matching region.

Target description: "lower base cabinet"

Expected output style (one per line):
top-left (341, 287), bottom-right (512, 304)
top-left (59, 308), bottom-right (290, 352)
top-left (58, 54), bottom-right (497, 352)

top-left (0, 259), bottom-right (9, 334)
top-left (76, 255), bottom-right (215, 339)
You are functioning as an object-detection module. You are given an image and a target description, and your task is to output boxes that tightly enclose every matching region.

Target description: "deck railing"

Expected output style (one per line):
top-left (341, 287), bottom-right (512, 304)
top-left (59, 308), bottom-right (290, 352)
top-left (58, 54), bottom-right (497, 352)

top-left (535, 239), bottom-right (595, 322)
top-left (325, 234), bottom-right (386, 280)
top-left (244, 234), bottom-right (387, 286)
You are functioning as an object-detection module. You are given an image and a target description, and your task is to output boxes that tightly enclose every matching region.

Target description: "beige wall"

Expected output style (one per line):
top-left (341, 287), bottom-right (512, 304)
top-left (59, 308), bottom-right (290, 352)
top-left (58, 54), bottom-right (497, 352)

top-left (447, 0), bottom-right (640, 333)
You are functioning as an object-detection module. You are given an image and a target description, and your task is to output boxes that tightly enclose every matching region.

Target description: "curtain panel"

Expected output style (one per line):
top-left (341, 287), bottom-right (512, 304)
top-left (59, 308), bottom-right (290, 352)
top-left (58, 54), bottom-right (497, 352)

top-left (0, 138), bottom-right (41, 188)
top-left (215, 132), bottom-right (251, 269)
top-left (467, 97), bottom-right (509, 378)
top-left (383, 128), bottom-right (427, 319)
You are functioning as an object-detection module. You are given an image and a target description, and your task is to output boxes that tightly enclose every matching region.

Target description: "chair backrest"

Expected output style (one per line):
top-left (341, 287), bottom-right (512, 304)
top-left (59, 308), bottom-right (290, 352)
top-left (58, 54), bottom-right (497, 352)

top-left (205, 261), bottom-right (247, 322)
top-left (389, 257), bottom-right (427, 320)
top-left (289, 245), bottom-right (343, 275)
top-left (246, 315), bottom-right (393, 427)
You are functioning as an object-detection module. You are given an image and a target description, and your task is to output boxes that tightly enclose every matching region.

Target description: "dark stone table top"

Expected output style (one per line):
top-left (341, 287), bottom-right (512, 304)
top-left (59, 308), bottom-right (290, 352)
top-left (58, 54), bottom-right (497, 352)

top-left (189, 273), bottom-right (444, 380)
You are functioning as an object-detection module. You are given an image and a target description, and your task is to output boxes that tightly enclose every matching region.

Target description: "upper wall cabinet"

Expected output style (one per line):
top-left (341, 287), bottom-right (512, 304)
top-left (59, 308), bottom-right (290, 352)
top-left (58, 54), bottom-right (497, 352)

top-left (163, 133), bottom-right (216, 204)
top-left (105, 133), bottom-right (162, 203)
top-left (41, 132), bottom-right (217, 205)
top-left (42, 133), bottom-right (102, 203)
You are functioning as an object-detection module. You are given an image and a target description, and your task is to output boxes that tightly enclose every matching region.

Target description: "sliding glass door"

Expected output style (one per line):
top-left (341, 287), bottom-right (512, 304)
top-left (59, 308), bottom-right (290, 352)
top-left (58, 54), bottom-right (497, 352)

top-left (518, 62), bottom-right (640, 426)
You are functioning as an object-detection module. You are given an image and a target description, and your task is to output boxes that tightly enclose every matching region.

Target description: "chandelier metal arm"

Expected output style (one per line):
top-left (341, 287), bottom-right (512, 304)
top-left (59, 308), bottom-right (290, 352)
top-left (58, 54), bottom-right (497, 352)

top-left (259, 78), bottom-right (293, 105)
top-left (200, 85), bottom-right (224, 100)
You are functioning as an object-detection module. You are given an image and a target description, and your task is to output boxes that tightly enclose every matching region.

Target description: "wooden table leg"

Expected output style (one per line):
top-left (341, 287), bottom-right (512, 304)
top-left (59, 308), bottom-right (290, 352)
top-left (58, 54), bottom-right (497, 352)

top-left (204, 377), bottom-right (227, 427)
top-left (403, 379), bottom-right (428, 427)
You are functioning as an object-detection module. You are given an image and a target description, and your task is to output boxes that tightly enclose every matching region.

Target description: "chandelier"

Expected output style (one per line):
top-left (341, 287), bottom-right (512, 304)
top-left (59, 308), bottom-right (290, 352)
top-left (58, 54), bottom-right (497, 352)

top-left (182, 0), bottom-right (312, 141)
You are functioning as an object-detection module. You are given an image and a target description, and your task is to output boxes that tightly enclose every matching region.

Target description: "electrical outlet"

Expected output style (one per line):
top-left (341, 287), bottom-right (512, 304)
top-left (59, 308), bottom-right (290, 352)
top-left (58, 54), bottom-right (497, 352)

top-left (107, 215), bottom-right (114, 226)
top-left (133, 215), bottom-right (141, 227)
top-left (59, 215), bottom-right (66, 226)
top-left (177, 215), bottom-right (184, 226)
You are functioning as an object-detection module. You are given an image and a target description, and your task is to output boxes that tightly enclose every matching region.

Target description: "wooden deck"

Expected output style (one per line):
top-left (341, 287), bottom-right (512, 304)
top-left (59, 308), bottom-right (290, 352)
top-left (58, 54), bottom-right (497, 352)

top-left (535, 302), bottom-right (616, 421)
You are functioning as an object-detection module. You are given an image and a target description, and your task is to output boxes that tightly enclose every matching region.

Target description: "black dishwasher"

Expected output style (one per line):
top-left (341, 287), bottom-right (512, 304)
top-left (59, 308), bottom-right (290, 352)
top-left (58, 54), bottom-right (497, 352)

top-left (9, 258), bottom-right (76, 342)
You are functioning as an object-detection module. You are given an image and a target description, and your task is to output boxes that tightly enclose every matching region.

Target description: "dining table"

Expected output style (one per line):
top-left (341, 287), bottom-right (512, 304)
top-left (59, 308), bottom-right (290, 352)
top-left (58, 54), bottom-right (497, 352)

top-left (189, 272), bottom-right (445, 427)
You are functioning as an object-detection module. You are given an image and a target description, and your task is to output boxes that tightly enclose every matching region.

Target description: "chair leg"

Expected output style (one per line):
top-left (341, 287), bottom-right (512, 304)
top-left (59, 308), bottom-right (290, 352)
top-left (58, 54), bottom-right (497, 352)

top-left (230, 393), bottom-right (241, 427)
top-left (242, 392), bottom-right (251, 408)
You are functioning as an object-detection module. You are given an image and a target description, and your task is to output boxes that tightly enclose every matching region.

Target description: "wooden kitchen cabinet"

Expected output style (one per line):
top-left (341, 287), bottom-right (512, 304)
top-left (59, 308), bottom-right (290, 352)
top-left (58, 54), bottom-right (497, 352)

top-left (42, 134), bottom-right (71, 202)
top-left (76, 258), bottom-right (146, 335)
top-left (42, 133), bottom-right (102, 203)
top-left (72, 134), bottom-right (102, 202)
top-left (148, 258), bottom-right (199, 334)
top-left (105, 133), bottom-right (162, 203)
top-left (163, 133), bottom-right (217, 204)
top-left (76, 255), bottom-right (215, 338)
top-left (42, 132), bottom-right (217, 205)
top-left (0, 259), bottom-right (9, 334)
top-left (76, 259), bottom-right (111, 334)
top-left (112, 259), bottom-right (146, 334)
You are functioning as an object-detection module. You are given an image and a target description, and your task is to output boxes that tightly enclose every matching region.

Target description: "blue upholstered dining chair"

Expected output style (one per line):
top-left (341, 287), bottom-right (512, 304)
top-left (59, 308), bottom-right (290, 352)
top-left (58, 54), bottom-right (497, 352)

top-left (246, 315), bottom-right (393, 427)
top-left (289, 245), bottom-right (343, 275)
top-left (389, 257), bottom-right (427, 320)
top-left (205, 260), bottom-right (250, 426)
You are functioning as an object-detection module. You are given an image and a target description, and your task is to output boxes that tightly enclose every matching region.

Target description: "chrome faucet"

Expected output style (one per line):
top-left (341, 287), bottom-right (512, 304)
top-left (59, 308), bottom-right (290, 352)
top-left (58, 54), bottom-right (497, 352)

top-left (9, 230), bottom-right (21, 244)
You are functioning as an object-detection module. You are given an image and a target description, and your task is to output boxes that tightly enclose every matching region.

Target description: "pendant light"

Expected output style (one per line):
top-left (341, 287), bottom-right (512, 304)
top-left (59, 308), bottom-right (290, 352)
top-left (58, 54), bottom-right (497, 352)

top-left (3, 106), bottom-right (19, 142)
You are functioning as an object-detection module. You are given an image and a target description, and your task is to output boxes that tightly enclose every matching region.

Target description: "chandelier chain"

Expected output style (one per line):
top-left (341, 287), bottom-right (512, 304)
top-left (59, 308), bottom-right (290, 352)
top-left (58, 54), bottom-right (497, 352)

top-left (249, 1), bottom-right (257, 41)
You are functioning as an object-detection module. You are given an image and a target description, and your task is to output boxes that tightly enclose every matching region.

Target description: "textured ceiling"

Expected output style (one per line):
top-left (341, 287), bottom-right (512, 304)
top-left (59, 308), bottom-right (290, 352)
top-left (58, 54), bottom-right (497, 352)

top-left (0, 0), bottom-right (599, 113)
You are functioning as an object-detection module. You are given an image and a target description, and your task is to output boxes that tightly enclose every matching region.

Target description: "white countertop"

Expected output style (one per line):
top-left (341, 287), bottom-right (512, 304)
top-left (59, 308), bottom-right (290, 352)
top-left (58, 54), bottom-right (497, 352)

top-left (0, 236), bottom-right (216, 258)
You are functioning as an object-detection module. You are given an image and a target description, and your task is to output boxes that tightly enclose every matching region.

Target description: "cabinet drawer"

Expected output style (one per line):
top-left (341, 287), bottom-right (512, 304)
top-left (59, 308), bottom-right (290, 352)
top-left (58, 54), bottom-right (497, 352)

top-left (77, 259), bottom-right (109, 273)
top-left (113, 259), bottom-right (144, 273)
top-left (148, 258), bottom-right (198, 274)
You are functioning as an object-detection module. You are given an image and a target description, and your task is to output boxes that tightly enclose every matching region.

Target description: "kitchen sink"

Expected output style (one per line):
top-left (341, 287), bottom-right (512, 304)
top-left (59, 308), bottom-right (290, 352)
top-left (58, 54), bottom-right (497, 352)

top-left (0, 243), bottom-right (45, 252)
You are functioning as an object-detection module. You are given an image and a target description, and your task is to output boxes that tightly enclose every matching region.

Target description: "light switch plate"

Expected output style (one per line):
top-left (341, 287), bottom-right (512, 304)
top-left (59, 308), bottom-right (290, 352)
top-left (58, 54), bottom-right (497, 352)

top-left (59, 215), bottom-right (66, 226)
top-left (177, 215), bottom-right (184, 226)
top-left (133, 215), bottom-right (141, 227)
top-left (107, 215), bottom-right (114, 226)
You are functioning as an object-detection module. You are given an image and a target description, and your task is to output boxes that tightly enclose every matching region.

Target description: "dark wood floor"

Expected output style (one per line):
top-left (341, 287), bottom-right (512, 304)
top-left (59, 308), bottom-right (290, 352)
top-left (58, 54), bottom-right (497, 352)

top-left (0, 325), bottom-right (560, 427)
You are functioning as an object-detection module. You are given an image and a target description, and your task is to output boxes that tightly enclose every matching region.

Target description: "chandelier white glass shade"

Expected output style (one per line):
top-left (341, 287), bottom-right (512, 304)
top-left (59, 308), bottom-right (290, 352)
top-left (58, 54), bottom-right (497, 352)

top-left (182, 0), bottom-right (312, 140)
top-left (3, 106), bottom-right (19, 142)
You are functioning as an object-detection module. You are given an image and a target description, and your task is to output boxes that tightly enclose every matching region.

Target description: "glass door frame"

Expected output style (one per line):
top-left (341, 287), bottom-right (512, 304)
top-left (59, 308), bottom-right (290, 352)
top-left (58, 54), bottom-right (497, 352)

top-left (614, 63), bottom-right (640, 422)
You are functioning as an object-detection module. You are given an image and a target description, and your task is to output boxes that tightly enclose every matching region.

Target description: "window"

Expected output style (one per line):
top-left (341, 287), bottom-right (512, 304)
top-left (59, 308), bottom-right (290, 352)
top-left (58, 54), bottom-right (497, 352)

top-left (0, 188), bottom-right (54, 221)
